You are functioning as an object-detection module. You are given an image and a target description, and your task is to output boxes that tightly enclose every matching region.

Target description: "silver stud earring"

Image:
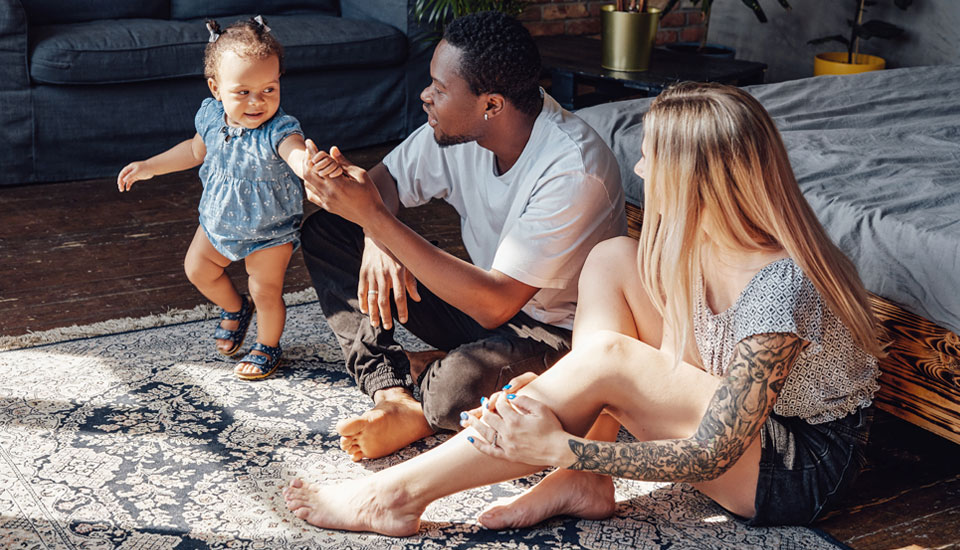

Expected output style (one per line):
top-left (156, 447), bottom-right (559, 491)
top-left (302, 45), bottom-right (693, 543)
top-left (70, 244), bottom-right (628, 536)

top-left (484, 113), bottom-right (488, 121)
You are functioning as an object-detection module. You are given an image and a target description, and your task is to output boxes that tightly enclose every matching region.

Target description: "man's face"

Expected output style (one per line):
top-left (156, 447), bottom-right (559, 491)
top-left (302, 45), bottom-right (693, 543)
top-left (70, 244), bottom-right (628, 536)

top-left (420, 41), bottom-right (485, 147)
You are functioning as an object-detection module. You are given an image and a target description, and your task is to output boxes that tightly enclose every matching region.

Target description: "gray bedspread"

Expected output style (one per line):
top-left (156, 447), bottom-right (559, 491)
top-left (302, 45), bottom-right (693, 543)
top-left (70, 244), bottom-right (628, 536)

top-left (576, 65), bottom-right (960, 334)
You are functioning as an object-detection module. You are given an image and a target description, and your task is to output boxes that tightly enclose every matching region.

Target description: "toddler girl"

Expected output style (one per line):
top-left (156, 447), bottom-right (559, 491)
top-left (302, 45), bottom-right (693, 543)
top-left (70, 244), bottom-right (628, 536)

top-left (117, 17), bottom-right (308, 380)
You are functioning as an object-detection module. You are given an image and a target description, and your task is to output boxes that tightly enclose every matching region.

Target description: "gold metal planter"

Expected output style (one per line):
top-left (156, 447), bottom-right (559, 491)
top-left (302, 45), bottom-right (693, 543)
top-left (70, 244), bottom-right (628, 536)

top-left (601, 5), bottom-right (660, 72)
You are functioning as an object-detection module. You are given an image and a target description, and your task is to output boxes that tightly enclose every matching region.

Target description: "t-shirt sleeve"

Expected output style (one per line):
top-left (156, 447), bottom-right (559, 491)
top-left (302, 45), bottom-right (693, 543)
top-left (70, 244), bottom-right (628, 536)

top-left (733, 262), bottom-right (825, 350)
top-left (269, 112), bottom-right (304, 154)
top-left (194, 97), bottom-right (218, 142)
top-left (491, 171), bottom-right (622, 289)
top-left (382, 123), bottom-right (452, 208)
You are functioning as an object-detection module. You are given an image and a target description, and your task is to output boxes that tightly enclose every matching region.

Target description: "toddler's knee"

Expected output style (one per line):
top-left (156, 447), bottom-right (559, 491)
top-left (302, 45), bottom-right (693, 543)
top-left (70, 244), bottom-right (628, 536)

top-left (247, 275), bottom-right (281, 305)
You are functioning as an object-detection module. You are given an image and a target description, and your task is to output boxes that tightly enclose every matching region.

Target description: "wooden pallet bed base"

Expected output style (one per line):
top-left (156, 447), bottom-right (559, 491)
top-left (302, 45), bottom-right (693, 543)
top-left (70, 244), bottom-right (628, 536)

top-left (623, 202), bottom-right (960, 444)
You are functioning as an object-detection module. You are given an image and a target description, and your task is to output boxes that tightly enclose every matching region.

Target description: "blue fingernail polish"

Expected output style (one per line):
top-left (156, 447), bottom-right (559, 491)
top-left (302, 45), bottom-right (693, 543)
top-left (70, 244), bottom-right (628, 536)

top-left (507, 394), bottom-right (516, 399)
top-left (467, 436), bottom-right (475, 443)
top-left (460, 411), bottom-right (468, 420)
top-left (502, 384), bottom-right (512, 390)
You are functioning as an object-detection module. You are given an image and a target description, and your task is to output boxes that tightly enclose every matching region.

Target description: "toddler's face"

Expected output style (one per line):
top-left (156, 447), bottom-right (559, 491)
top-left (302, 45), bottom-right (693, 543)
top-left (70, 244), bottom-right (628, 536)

top-left (208, 51), bottom-right (281, 129)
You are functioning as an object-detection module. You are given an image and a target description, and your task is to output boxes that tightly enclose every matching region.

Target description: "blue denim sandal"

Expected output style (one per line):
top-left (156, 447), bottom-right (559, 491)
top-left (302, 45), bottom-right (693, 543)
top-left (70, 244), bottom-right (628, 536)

top-left (235, 342), bottom-right (283, 381)
top-left (214, 295), bottom-right (254, 357)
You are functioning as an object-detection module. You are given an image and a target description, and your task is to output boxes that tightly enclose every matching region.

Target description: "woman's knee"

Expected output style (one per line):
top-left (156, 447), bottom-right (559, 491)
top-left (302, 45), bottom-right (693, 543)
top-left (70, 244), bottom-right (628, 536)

top-left (580, 237), bottom-right (638, 290)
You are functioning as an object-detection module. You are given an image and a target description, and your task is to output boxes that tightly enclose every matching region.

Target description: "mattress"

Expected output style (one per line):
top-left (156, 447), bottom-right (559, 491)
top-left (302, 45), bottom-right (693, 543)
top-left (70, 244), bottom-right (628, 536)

top-left (576, 65), bottom-right (960, 334)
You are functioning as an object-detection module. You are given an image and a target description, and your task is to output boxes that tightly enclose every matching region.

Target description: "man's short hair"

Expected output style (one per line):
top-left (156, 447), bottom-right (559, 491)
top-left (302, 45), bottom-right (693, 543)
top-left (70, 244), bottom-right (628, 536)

top-left (443, 11), bottom-right (542, 117)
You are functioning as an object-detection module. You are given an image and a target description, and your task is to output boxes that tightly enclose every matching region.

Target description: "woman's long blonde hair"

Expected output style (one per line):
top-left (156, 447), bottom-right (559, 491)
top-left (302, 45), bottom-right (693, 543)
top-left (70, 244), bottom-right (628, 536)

top-left (638, 82), bottom-right (883, 364)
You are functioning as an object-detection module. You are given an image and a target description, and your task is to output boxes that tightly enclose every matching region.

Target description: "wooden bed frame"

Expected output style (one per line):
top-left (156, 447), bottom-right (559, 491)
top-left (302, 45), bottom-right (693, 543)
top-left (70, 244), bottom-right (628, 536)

top-left (624, 202), bottom-right (960, 444)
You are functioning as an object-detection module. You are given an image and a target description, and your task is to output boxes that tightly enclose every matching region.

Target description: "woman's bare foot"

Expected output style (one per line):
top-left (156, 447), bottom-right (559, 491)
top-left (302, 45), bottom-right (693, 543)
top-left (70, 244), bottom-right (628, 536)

top-left (336, 388), bottom-right (435, 461)
top-left (283, 477), bottom-right (422, 536)
top-left (478, 468), bottom-right (616, 529)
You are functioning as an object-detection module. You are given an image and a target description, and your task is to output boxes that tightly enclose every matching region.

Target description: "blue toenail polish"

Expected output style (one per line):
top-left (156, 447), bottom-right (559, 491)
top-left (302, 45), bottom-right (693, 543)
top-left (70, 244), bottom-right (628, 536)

top-left (467, 436), bottom-right (475, 443)
top-left (502, 384), bottom-right (512, 390)
top-left (460, 411), bottom-right (468, 420)
top-left (507, 394), bottom-right (516, 399)
top-left (481, 396), bottom-right (487, 404)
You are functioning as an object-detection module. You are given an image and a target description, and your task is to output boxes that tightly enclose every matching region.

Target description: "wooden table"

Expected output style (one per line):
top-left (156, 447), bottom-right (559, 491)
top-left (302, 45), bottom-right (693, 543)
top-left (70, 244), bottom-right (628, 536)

top-left (536, 35), bottom-right (767, 109)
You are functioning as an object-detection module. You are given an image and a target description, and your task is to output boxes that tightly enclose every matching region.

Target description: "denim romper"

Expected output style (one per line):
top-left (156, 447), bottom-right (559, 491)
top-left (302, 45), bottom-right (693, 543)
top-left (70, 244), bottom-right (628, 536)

top-left (195, 98), bottom-right (304, 261)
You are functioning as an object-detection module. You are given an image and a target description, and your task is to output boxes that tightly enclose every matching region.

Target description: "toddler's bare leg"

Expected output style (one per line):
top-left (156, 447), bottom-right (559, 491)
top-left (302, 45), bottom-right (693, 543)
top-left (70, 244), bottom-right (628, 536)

top-left (235, 242), bottom-right (293, 375)
top-left (183, 226), bottom-right (241, 353)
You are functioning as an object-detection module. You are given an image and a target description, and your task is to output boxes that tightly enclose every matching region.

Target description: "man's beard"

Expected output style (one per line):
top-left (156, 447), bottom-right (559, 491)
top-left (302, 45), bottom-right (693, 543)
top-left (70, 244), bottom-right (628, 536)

top-left (434, 130), bottom-right (479, 148)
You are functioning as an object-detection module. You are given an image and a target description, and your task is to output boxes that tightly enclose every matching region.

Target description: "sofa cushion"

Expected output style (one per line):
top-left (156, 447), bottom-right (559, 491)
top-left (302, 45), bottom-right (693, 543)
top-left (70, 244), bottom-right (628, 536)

top-left (21, 0), bottom-right (169, 26)
top-left (29, 14), bottom-right (408, 85)
top-left (170, 0), bottom-right (338, 20)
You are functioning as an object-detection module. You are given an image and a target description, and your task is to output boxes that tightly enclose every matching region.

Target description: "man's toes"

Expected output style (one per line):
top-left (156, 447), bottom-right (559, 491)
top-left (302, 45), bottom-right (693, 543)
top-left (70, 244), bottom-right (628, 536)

top-left (335, 415), bottom-right (368, 437)
top-left (348, 445), bottom-right (365, 462)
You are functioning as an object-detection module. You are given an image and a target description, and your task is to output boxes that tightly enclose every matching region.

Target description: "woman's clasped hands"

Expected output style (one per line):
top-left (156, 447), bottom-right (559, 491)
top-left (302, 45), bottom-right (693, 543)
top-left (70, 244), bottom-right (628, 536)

top-left (460, 372), bottom-right (575, 468)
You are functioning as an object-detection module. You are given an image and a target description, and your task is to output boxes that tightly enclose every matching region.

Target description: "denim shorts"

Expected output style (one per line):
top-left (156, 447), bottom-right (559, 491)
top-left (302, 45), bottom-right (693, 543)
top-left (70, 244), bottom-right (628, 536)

top-left (748, 406), bottom-right (874, 526)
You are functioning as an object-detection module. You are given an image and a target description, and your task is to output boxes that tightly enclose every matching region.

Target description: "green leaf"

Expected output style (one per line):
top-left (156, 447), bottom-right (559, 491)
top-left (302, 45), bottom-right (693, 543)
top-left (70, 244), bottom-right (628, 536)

top-left (660, 0), bottom-right (683, 16)
top-left (855, 19), bottom-right (905, 40)
top-left (739, 0), bottom-right (767, 23)
top-left (807, 35), bottom-right (850, 47)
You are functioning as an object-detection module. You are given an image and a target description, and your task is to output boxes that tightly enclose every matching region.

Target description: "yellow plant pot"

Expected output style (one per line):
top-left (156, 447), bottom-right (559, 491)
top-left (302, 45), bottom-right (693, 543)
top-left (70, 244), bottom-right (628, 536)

top-left (601, 5), bottom-right (660, 72)
top-left (814, 52), bottom-right (886, 76)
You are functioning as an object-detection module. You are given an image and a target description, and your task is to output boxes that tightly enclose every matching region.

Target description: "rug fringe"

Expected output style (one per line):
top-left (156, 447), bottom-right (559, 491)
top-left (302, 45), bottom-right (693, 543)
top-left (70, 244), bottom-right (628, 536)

top-left (0, 287), bottom-right (318, 352)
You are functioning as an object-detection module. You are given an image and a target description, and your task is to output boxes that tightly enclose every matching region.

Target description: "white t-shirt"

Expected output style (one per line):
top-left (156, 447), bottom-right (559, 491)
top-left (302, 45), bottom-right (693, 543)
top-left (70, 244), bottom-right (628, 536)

top-left (382, 93), bottom-right (626, 329)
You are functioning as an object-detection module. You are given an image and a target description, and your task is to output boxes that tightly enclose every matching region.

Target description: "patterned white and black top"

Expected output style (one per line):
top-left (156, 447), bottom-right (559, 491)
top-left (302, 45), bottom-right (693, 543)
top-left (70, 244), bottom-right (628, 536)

top-left (694, 257), bottom-right (880, 424)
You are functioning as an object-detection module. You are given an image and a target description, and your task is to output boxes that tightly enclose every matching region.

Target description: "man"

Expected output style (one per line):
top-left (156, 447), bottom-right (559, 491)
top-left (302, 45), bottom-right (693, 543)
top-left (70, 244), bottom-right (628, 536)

top-left (300, 11), bottom-right (625, 461)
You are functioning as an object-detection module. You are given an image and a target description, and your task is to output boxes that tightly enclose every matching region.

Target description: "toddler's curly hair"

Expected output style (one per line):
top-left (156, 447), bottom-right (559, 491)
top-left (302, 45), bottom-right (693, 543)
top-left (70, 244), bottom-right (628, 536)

top-left (203, 17), bottom-right (284, 80)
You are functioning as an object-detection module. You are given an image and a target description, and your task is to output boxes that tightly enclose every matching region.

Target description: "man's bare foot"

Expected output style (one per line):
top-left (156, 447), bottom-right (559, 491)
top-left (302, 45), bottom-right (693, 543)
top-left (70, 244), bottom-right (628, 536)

top-left (283, 477), bottom-right (422, 536)
top-left (336, 388), bottom-right (434, 461)
top-left (406, 349), bottom-right (447, 384)
top-left (478, 468), bottom-right (616, 529)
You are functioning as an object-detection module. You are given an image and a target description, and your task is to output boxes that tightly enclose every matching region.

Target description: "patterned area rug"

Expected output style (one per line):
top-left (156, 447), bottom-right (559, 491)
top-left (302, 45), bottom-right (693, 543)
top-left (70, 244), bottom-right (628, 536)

top-left (0, 301), bottom-right (848, 549)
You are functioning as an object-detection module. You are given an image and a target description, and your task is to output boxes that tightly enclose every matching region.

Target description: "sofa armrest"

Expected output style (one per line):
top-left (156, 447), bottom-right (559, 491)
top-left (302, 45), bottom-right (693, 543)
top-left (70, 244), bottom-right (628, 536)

top-left (0, 0), bottom-right (33, 184)
top-left (339, 0), bottom-right (431, 141)
top-left (0, 0), bottom-right (29, 90)
top-left (340, 0), bottom-right (426, 39)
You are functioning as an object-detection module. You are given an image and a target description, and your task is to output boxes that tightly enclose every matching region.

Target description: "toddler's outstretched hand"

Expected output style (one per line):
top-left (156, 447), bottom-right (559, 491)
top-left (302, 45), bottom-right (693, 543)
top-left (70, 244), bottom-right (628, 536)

top-left (117, 161), bottom-right (155, 192)
top-left (304, 139), bottom-right (344, 180)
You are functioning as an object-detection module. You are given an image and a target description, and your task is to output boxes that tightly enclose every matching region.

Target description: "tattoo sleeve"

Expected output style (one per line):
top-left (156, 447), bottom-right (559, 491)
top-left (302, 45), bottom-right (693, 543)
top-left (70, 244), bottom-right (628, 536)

top-left (567, 333), bottom-right (804, 483)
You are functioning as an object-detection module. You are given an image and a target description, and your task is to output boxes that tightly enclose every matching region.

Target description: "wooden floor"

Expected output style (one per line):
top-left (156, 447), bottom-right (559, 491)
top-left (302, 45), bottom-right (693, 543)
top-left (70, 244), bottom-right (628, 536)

top-left (1, 145), bottom-right (958, 549)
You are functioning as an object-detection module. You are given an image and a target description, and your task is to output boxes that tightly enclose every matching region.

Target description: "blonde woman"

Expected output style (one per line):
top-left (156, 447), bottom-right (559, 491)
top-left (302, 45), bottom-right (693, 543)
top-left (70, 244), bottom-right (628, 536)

top-left (283, 82), bottom-right (882, 534)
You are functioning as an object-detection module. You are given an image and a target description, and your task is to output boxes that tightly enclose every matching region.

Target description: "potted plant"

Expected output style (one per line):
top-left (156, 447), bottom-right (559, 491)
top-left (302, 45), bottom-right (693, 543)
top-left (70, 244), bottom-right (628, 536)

top-left (412, 0), bottom-right (528, 38)
top-left (808, 0), bottom-right (912, 75)
top-left (660, 0), bottom-right (792, 57)
top-left (601, 1), bottom-right (662, 72)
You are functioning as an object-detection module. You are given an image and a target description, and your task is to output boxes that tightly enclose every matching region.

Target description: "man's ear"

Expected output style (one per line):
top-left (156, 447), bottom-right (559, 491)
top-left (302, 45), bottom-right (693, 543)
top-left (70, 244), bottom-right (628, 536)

top-left (483, 93), bottom-right (505, 120)
top-left (207, 77), bottom-right (220, 100)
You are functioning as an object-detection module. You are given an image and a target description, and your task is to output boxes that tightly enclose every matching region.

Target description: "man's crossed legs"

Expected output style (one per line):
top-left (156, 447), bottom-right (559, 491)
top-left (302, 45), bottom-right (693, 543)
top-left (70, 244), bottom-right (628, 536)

top-left (302, 210), bottom-right (571, 460)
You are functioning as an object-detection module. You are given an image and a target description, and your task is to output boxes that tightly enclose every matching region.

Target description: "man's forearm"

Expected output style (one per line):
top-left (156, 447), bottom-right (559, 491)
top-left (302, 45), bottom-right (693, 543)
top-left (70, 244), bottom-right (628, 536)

top-left (365, 212), bottom-right (524, 328)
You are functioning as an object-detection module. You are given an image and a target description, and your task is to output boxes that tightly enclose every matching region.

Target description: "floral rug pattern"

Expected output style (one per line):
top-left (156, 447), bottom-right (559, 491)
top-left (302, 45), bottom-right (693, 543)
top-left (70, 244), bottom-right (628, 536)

top-left (0, 301), bottom-right (847, 549)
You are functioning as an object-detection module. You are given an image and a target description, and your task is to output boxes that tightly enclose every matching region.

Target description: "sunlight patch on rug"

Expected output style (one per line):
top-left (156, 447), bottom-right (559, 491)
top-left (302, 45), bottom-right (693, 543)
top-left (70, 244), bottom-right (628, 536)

top-left (0, 301), bottom-right (848, 549)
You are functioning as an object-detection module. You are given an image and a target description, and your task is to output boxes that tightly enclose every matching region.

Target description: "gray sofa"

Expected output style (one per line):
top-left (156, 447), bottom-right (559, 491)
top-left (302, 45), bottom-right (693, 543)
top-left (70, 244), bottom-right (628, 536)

top-left (0, 0), bottom-right (431, 186)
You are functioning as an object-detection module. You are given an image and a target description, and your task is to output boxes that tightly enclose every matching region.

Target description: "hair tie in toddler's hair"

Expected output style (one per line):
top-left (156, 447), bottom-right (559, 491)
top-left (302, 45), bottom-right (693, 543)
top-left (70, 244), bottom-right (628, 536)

top-left (206, 19), bottom-right (222, 43)
top-left (251, 15), bottom-right (271, 33)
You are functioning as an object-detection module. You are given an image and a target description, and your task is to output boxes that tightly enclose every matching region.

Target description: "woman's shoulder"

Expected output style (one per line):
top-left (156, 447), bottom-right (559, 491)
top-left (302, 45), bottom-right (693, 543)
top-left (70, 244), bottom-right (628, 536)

top-left (733, 257), bottom-right (824, 345)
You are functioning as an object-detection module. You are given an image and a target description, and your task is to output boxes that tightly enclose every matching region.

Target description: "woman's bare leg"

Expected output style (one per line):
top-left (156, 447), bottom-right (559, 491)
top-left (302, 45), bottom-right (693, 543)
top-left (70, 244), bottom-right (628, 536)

top-left (479, 237), bottom-right (655, 529)
top-left (475, 236), bottom-right (762, 525)
top-left (284, 328), bottom-right (721, 535)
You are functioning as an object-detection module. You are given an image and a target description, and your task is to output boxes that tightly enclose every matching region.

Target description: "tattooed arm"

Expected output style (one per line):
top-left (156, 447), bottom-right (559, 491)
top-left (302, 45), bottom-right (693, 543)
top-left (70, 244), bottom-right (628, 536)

top-left (566, 332), bottom-right (805, 482)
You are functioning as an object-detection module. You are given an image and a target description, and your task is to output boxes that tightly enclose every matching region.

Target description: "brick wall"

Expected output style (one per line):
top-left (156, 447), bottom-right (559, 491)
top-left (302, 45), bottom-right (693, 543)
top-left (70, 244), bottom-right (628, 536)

top-left (519, 1), bottom-right (705, 46)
